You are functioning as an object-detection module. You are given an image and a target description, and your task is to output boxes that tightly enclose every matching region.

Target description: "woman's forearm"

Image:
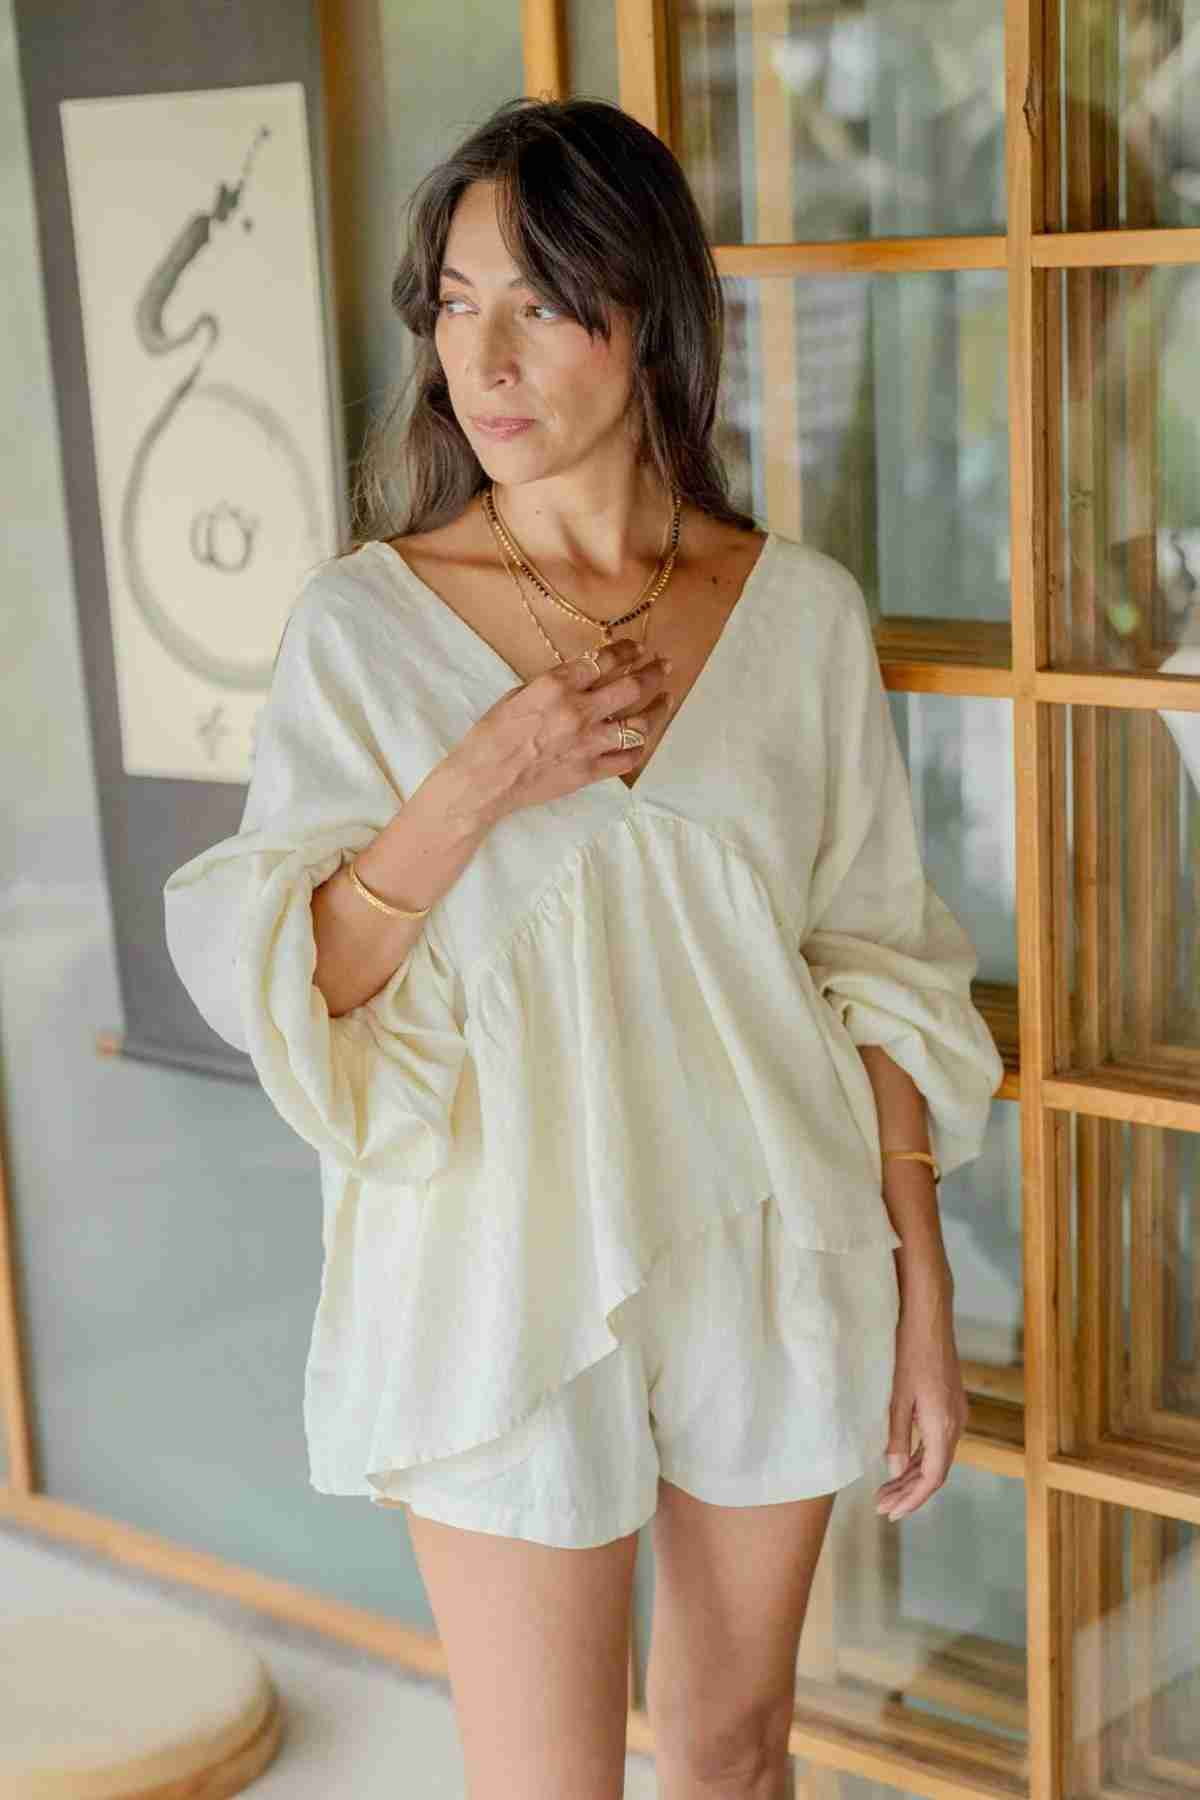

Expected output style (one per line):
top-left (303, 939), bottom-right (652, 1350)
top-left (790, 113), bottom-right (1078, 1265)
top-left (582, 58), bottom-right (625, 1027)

top-left (312, 756), bottom-right (492, 1019)
top-left (857, 1043), bottom-right (953, 1300)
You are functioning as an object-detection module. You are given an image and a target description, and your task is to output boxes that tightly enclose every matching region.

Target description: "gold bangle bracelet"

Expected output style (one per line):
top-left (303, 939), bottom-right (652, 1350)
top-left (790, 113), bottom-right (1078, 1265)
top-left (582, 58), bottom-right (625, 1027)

top-left (347, 856), bottom-right (431, 919)
top-left (881, 1149), bottom-right (941, 1183)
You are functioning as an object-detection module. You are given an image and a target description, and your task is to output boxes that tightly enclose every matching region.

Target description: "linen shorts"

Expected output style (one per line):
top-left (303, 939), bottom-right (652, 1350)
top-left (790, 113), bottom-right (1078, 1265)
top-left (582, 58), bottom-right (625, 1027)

top-left (371, 1195), bottom-right (900, 1550)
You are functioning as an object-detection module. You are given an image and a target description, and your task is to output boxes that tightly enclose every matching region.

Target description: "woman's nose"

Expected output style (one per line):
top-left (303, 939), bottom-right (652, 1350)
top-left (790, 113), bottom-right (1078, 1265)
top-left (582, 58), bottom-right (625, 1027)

top-left (468, 315), bottom-right (519, 383)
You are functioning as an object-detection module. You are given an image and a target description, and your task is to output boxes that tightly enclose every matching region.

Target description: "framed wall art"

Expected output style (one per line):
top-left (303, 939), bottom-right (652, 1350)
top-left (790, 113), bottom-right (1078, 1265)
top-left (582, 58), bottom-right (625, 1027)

top-left (15, 0), bottom-right (345, 1079)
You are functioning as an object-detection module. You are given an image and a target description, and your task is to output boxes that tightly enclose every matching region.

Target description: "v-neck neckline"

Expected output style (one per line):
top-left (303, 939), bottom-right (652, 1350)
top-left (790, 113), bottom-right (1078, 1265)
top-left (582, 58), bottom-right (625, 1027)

top-left (368, 528), bottom-right (779, 802)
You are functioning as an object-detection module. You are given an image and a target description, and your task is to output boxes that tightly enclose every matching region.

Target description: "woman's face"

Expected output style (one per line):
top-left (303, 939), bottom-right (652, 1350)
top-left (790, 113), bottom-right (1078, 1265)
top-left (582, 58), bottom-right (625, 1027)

top-left (434, 180), bottom-right (639, 484)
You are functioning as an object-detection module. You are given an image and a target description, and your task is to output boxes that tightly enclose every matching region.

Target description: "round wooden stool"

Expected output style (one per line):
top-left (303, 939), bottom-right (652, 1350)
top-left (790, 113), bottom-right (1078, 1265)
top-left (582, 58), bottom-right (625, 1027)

top-left (0, 1608), bottom-right (284, 1798)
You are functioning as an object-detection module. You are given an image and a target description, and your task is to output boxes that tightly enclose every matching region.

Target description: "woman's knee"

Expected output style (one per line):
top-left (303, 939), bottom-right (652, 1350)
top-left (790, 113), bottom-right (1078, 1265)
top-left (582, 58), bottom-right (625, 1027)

top-left (649, 1688), bottom-right (794, 1790)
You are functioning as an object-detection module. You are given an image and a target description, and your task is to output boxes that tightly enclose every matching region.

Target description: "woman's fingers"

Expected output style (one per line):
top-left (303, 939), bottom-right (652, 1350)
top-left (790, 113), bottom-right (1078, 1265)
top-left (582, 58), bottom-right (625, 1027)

top-left (874, 1417), bottom-right (961, 1519)
top-left (566, 636), bottom-right (643, 689)
top-left (874, 1456), bottom-right (922, 1513)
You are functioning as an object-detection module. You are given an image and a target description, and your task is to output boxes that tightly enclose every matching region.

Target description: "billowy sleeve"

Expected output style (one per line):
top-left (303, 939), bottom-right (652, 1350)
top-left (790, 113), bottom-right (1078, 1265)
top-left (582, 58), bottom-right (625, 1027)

top-left (800, 569), bottom-right (1005, 1180)
top-left (162, 578), bottom-right (468, 1187)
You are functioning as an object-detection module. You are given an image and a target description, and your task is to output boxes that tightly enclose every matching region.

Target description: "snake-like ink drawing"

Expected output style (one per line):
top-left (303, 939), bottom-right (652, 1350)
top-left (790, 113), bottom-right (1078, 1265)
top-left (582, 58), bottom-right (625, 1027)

top-left (119, 122), bottom-right (324, 692)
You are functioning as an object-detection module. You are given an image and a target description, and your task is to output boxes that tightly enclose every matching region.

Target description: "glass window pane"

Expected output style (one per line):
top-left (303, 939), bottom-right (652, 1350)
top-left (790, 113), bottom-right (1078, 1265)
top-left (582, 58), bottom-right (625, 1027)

top-left (890, 694), bottom-right (1016, 984)
top-left (720, 271), bottom-right (1010, 627)
top-left (1064, 706), bottom-right (1200, 1074)
top-left (1059, 2), bottom-right (1200, 231)
top-left (1068, 1115), bottom-right (1200, 1458)
top-left (1057, 266), bottom-right (1200, 671)
top-left (565, 0), bottom-right (619, 103)
top-left (1062, 1497), bottom-right (1199, 1794)
top-left (813, 1462), bottom-right (1027, 1743)
top-left (674, 0), bottom-right (1006, 242)
top-left (943, 1103), bottom-right (1024, 1412)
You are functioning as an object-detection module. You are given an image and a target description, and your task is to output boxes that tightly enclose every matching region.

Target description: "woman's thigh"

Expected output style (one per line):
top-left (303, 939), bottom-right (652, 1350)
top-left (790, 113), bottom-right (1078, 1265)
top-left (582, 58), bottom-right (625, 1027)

top-left (645, 1477), bottom-right (836, 1781)
top-left (405, 1504), bottom-right (640, 1800)
top-left (637, 1202), bottom-right (897, 1775)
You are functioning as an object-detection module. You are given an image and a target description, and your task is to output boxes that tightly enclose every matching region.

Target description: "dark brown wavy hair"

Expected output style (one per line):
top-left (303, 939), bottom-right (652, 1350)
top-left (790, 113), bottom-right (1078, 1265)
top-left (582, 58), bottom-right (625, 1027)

top-left (349, 96), bottom-right (757, 544)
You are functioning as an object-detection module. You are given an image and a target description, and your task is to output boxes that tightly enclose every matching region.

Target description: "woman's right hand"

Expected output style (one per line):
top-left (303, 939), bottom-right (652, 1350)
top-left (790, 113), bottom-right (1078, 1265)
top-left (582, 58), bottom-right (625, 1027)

top-left (446, 638), bottom-right (674, 825)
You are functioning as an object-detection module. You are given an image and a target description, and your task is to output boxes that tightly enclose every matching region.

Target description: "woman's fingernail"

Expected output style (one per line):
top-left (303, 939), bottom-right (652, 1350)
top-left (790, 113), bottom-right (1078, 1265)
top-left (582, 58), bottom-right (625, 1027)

top-left (661, 656), bottom-right (674, 672)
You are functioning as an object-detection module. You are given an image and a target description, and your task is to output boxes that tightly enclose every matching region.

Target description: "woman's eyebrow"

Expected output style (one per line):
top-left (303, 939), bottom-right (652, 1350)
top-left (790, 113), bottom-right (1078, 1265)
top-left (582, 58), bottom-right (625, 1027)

top-left (439, 265), bottom-right (531, 288)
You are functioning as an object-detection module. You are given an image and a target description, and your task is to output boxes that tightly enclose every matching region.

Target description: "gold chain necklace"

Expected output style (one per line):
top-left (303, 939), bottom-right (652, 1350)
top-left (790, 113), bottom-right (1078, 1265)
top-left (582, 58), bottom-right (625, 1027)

top-left (481, 481), bottom-right (681, 667)
top-left (483, 481), bottom-right (681, 629)
top-left (486, 518), bottom-right (670, 666)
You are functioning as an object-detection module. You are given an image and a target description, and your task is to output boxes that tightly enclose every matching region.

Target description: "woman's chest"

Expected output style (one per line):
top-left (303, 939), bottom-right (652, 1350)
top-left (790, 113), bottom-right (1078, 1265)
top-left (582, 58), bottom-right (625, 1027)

top-left (389, 530), bottom-right (772, 794)
top-left (353, 535), bottom-right (841, 970)
top-left (390, 528), bottom-right (769, 684)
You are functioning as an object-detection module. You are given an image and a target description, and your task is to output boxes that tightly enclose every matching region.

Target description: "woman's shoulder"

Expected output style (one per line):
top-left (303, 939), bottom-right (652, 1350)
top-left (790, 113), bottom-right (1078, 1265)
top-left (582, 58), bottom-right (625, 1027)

top-left (768, 530), bottom-right (863, 594)
top-left (376, 506), bottom-right (478, 581)
top-left (765, 533), bottom-right (874, 656)
top-left (286, 534), bottom-right (437, 647)
top-left (383, 500), bottom-right (482, 561)
top-left (258, 543), bottom-right (429, 701)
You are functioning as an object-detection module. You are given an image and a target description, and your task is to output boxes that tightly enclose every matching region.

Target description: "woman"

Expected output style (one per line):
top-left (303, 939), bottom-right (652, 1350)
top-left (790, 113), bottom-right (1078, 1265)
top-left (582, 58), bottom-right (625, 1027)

top-left (164, 97), bottom-right (1003, 1800)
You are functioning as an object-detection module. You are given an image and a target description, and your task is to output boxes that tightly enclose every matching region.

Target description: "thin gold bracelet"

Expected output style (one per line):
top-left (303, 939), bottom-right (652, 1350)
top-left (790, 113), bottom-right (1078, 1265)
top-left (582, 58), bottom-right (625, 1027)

top-left (881, 1149), bottom-right (941, 1183)
top-left (347, 856), bottom-right (431, 919)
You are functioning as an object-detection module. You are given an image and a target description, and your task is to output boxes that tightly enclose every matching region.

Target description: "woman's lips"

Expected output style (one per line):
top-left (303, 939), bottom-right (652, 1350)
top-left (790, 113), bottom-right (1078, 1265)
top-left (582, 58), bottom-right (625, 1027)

top-left (472, 417), bottom-right (536, 439)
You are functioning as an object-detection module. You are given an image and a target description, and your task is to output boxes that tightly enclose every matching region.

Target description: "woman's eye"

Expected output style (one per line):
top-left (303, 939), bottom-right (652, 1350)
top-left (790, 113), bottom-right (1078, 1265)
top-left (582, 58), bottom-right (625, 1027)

top-left (435, 298), bottom-right (562, 321)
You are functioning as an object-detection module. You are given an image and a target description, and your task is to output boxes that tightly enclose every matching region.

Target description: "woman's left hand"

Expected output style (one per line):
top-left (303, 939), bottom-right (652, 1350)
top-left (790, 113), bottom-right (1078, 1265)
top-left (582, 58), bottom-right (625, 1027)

top-left (874, 1278), bottom-right (969, 1522)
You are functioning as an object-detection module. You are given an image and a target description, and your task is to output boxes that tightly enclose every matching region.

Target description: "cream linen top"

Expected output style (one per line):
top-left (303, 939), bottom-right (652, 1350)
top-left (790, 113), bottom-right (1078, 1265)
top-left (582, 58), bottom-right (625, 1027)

top-left (163, 529), bottom-right (1004, 1500)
